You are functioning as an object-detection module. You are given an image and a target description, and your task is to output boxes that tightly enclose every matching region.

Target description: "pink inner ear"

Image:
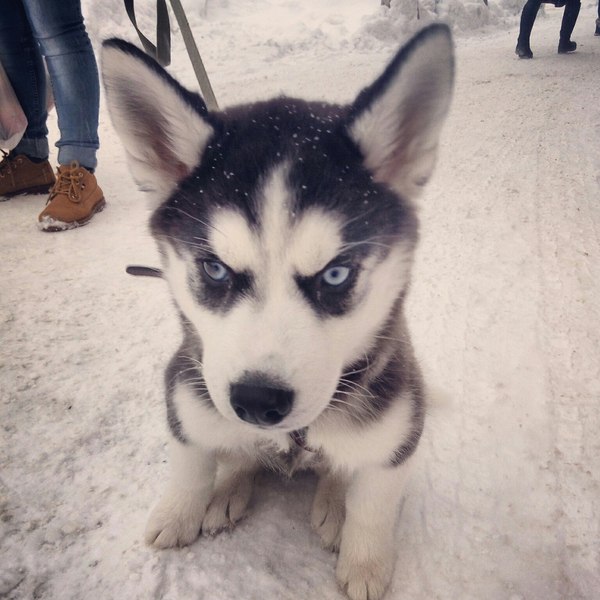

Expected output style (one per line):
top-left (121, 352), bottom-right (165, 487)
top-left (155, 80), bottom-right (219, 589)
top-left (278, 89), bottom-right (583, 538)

top-left (374, 145), bottom-right (406, 185)
top-left (153, 137), bottom-right (191, 183)
top-left (369, 102), bottom-right (434, 189)
top-left (367, 128), bottom-right (410, 187)
top-left (172, 161), bottom-right (191, 182)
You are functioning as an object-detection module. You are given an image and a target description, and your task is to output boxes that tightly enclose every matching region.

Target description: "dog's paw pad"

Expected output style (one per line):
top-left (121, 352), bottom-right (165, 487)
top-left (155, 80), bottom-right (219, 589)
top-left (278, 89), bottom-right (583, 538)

top-left (311, 477), bottom-right (345, 551)
top-left (201, 476), bottom-right (253, 535)
top-left (201, 496), bottom-right (238, 535)
top-left (311, 495), bottom-right (344, 551)
top-left (144, 490), bottom-right (207, 549)
top-left (336, 557), bottom-right (393, 600)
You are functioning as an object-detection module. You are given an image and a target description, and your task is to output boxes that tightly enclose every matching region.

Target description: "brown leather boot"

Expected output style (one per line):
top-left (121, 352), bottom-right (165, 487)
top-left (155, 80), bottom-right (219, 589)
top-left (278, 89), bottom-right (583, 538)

top-left (0, 151), bottom-right (56, 199)
top-left (38, 161), bottom-right (106, 232)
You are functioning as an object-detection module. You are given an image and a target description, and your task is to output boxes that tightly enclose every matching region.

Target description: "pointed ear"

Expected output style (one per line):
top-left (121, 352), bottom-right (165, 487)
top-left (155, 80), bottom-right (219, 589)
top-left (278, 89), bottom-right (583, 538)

top-left (101, 39), bottom-right (214, 202)
top-left (347, 24), bottom-right (454, 200)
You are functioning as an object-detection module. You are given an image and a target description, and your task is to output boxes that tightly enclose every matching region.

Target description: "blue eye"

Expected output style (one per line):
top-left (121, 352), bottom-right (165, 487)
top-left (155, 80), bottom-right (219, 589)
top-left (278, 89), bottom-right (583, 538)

top-left (203, 260), bottom-right (229, 282)
top-left (322, 265), bottom-right (351, 286)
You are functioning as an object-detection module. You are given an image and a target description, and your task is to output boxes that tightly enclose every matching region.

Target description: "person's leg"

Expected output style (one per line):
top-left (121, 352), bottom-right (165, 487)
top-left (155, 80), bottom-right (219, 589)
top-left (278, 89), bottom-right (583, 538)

top-left (558, 0), bottom-right (581, 52)
top-left (17, 0), bottom-right (104, 230)
top-left (20, 0), bottom-right (99, 171)
top-left (0, 2), bottom-right (56, 199)
top-left (596, 0), bottom-right (600, 35)
top-left (516, 0), bottom-right (544, 57)
top-left (0, 0), bottom-right (49, 160)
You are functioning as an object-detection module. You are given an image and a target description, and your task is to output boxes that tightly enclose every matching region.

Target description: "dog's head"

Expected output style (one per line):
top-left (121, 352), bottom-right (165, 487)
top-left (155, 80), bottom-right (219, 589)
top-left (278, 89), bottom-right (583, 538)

top-left (102, 26), bottom-right (453, 432)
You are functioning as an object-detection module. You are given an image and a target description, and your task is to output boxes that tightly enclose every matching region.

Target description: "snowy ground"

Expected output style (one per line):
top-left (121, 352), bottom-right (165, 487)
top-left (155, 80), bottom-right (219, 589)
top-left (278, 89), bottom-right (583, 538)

top-left (1, 1), bottom-right (599, 599)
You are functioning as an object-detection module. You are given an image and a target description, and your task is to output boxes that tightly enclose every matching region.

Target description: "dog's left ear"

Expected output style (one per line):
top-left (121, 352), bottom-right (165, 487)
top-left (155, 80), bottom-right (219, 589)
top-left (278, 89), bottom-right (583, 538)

top-left (347, 24), bottom-right (454, 200)
top-left (101, 38), bottom-right (215, 203)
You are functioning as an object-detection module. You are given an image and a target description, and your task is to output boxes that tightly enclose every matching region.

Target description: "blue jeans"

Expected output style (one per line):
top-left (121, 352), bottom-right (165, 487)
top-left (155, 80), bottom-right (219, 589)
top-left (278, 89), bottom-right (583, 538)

top-left (0, 0), bottom-right (99, 170)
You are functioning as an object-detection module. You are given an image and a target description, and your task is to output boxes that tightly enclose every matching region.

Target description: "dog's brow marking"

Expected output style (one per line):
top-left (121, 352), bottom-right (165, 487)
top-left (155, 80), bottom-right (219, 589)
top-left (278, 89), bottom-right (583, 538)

top-left (259, 163), bottom-right (293, 268)
top-left (289, 210), bottom-right (343, 276)
top-left (210, 209), bottom-right (260, 272)
top-left (260, 164), bottom-right (343, 277)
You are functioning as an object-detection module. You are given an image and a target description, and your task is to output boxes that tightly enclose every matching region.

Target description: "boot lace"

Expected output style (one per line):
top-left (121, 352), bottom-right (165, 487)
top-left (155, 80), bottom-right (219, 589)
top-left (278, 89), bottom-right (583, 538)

top-left (0, 150), bottom-right (14, 178)
top-left (49, 161), bottom-right (84, 203)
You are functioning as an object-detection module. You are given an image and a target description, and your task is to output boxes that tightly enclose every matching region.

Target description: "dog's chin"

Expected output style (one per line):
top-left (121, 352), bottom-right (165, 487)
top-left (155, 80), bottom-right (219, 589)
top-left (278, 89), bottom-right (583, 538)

top-left (263, 404), bottom-right (332, 434)
top-left (226, 411), bottom-right (321, 434)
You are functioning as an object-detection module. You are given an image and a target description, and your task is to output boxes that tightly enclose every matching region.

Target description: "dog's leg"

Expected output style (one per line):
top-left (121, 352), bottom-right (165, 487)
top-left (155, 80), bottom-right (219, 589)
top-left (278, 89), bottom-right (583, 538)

top-left (311, 469), bottom-right (348, 551)
top-left (336, 459), bottom-right (413, 600)
top-left (145, 439), bottom-right (216, 548)
top-left (201, 453), bottom-right (258, 535)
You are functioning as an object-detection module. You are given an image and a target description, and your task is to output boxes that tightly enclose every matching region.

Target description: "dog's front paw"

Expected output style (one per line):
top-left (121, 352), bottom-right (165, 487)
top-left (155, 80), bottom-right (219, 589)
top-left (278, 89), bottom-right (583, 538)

top-left (336, 541), bottom-right (394, 600)
top-left (311, 475), bottom-right (346, 551)
top-left (201, 472), bottom-right (254, 535)
top-left (145, 489), bottom-right (209, 548)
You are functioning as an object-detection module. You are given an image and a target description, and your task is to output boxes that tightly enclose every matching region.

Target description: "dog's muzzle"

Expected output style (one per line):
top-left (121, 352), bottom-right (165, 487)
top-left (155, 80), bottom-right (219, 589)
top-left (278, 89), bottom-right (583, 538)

top-left (230, 382), bottom-right (294, 427)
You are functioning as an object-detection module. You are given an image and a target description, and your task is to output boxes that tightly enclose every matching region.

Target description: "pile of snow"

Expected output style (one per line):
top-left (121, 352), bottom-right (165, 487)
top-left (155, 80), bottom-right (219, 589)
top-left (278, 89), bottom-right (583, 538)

top-left (84, 0), bottom-right (524, 60)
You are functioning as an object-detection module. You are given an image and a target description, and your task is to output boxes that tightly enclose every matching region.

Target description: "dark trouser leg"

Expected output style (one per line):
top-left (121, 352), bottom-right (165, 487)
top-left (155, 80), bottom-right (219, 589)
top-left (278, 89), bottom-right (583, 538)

top-left (518, 0), bottom-right (543, 47)
top-left (560, 0), bottom-right (581, 41)
top-left (0, 0), bottom-right (49, 160)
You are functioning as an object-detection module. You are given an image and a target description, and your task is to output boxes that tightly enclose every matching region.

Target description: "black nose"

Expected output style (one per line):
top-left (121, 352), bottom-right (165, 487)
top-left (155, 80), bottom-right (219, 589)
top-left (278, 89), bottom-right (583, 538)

top-left (230, 382), bottom-right (294, 426)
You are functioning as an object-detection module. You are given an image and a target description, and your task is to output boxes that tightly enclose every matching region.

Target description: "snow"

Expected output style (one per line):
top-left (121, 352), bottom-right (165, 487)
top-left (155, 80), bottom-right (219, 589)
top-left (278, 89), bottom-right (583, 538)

top-left (1, 1), bottom-right (599, 598)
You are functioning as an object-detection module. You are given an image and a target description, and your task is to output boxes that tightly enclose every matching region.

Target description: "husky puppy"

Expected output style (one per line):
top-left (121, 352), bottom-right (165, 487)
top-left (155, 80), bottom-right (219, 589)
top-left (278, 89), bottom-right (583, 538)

top-left (102, 24), bottom-right (453, 600)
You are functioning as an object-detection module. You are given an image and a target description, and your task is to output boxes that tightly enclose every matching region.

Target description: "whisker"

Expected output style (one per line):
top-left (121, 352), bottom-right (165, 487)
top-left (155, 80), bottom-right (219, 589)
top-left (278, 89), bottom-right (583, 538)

top-left (372, 334), bottom-right (411, 347)
top-left (180, 355), bottom-right (204, 367)
top-left (326, 402), bottom-right (371, 425)
top-left (334, 389), bottom-right (371, 401)
top-left (341, 363), bottom-right (370, 378)
top-left (174, 365), bottom-right (202, 376)
top-left (325, 405), bottom-right (364, 420)
top-left (168, 206), bottom-right (224, 235)
top-left (331, 395), bottom-right (379, 417)
top-left (160, 234), bottom-right (212, 252)
top-left (183, 378), bottom-right (208, 386)
top-left (338, 239), bottom-right (393, 252)
top-left (338, 378), bottom-right (375, 398)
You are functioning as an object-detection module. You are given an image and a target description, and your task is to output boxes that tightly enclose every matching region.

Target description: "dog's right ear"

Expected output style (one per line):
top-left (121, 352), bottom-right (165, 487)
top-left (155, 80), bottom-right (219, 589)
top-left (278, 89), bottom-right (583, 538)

top-left (101, 39), bottom-right (214, 202)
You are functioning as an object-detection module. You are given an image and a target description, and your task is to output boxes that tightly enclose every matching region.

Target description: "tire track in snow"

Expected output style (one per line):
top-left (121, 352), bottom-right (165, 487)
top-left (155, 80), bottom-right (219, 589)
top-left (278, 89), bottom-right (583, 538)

top-left (408, 13), bottom-right (600, 599)
top-left (531, 42), bottom-right (600, 597)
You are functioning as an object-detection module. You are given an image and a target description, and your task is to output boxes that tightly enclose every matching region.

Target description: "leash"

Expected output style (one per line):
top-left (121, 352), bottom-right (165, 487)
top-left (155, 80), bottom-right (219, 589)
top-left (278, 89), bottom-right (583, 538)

top-left (126, 265), bottom-right (163, 277)
top-left (123, 0), bottom-right (171, 66)
top-left (169, 0), bottom-right (219, 111)
top-left (124, 0), bottom-right (219, 111)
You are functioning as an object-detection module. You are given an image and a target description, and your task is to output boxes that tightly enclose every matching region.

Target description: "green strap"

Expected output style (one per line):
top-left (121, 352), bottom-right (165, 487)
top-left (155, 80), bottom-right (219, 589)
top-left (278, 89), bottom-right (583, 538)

top-left (168, 0), bottom-right (219, 111)
top-left (124, 0), bottom-right (171, 67)
top-left (123, 0), bottom-right (219, 111)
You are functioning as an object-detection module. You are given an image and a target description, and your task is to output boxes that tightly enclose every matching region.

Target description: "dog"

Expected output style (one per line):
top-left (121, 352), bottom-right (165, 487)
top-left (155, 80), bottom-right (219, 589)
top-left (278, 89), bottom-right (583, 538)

top-left (101, 24), bottom-right (454, 600)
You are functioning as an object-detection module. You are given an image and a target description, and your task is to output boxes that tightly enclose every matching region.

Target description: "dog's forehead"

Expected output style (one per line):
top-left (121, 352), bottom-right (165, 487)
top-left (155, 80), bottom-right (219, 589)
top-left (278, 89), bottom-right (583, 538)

top-left (153, 96), bottom-right (415, 273)
top-left (210, 164), bottom-right (343, 276)
top-left (195, 99), bottom-right (360, 274)
top-left (224, 97), bottom-right (347, 139)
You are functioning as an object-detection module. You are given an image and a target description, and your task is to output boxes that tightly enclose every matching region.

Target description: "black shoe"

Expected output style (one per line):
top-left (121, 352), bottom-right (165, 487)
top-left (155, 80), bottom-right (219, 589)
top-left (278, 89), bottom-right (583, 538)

top-left (558, 39), bottom-right (577, 54)
top-left (595, 19), bottom-right (600, 36)
top-left (515, 43), bottom-right (533, 59)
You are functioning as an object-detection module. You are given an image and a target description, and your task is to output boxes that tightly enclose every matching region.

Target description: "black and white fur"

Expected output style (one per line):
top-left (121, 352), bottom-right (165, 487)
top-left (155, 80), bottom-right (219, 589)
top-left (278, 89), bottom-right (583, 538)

top-left (102, 25), bottom-right (453, 600)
